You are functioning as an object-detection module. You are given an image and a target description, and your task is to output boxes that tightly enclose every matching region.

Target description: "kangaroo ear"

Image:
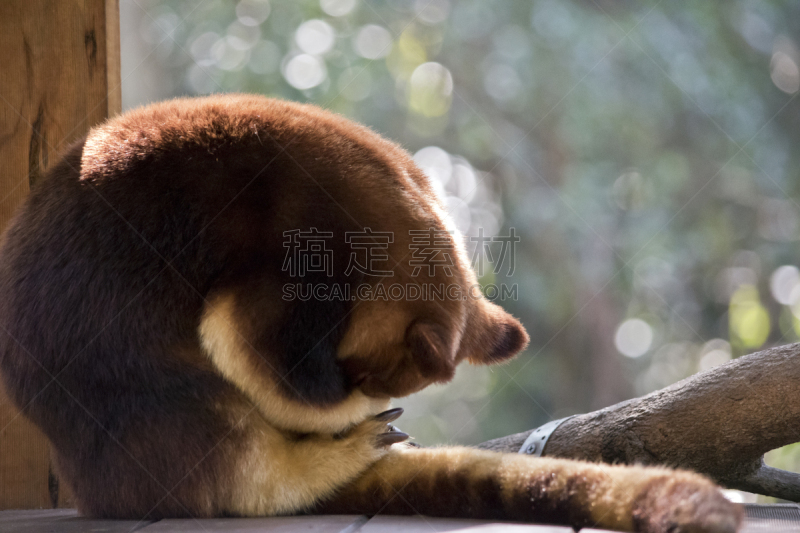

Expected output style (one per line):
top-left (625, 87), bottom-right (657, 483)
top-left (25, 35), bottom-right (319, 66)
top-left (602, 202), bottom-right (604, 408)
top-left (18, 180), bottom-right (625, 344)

top-left (405, 320), bottom-right (457, 383)
top-left (341, 320), bottom-right (457, 399)
top-left (468, 305), bottom-right (529, 365)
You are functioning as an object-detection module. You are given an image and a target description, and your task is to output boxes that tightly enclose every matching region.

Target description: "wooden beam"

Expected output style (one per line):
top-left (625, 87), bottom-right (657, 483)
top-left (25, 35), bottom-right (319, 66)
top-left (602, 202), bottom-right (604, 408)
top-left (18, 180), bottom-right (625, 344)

top-left (0, 0), bottom-right (120, 510)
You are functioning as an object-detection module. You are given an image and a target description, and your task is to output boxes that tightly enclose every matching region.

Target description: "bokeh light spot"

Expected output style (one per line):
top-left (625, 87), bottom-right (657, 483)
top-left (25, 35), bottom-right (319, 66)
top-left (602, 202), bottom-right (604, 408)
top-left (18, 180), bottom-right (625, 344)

top-left (295, 19), bottom-right (335, 56)
top-left (444, 196), bottom-right (471, 234)
top-left (770, 265), bottom-right (800, 306)
top-left (354, 24), bottom-right (392, 59)
top-left (408, 62), bottom-right (453, 117)
top-left (320, 0), bottom-right (356, 17)
top-left (283, 54), bottom-right (327, 89)
top-left (614, 318), bottom-right (653, 358)
top-left (450, 163), bottom-right (477, 203)
top-left (771, 51), bottom-right (800, 94)
top-left (236, 0), bottom-right (271, 26)
top-left (729, 285), bottom-right (770, 349)
top-left (698, 339), bottom-right (732, 372)
top-left (414, 146), bottom-right (452, 186)
top-left (386, 30), bottom-right (427, 79)
top-left (211, 37), bottom-right (249, 71)
top-left (414, 0), bottom-right (450, 25)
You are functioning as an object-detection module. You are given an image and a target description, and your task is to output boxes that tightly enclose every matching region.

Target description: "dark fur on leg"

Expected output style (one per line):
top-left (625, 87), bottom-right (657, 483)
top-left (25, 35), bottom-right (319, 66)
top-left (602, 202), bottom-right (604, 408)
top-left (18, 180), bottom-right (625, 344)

top-left (318, 446), bottom-right (742, 533)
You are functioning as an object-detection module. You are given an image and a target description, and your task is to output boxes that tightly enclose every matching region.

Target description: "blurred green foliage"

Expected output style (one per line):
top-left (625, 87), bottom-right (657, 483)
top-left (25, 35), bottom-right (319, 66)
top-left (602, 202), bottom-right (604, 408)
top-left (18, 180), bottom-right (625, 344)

top-left (122, 0), bottom-right (800, 483)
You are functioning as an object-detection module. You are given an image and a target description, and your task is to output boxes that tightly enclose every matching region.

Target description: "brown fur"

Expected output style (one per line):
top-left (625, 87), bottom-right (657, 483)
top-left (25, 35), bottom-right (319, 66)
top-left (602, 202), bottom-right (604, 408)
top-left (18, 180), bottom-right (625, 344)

top-left (0, 95), bottom-right (740, 531)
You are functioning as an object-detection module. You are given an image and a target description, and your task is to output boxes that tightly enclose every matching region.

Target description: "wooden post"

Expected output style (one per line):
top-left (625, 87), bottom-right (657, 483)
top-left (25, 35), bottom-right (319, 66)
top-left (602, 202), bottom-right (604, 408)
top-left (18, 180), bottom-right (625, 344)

top-left (0, 0), bottom-right (120, 509)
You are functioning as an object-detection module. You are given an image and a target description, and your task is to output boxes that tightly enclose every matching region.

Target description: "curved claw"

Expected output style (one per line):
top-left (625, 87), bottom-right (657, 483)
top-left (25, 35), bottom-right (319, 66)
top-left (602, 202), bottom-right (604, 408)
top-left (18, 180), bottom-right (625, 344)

top-left (374, 407), bottom-right (404, 423)
top-left (377, 431), bottom-right (409, 447)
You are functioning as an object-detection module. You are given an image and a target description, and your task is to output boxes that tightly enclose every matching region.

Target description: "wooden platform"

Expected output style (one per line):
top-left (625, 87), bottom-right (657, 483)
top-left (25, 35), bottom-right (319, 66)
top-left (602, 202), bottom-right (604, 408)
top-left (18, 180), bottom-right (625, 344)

top-left (1, 505), bottom-right (798, 532)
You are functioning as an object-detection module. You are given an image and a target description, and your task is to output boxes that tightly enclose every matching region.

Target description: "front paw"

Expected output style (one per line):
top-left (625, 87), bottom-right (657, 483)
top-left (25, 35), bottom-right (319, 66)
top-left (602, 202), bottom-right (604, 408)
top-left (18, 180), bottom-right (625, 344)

top-left (632, 475), bottom-right (743, 533)
top-left (340, 407), bottom-right (410, 452)
top-left (373, 408), bottom-right (410, 447)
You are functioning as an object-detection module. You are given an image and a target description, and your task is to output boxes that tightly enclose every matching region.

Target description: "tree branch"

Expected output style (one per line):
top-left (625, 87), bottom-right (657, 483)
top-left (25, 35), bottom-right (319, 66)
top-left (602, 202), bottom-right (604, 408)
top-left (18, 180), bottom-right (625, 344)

top-left (477, 342), bottom-right (800, 501)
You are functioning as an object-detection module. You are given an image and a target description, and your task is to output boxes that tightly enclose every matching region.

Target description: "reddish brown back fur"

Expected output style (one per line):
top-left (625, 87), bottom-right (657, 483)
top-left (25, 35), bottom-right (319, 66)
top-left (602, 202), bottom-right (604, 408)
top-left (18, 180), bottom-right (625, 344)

top-left (0, 95), bottom-right (738, 533)
top-left (0, 95), bottom-right (527, 516)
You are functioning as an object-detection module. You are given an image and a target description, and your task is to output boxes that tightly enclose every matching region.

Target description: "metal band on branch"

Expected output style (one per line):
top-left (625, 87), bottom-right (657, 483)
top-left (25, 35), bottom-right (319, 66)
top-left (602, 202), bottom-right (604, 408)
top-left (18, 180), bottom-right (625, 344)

top-left (519, 416), bottom-right (574, 457)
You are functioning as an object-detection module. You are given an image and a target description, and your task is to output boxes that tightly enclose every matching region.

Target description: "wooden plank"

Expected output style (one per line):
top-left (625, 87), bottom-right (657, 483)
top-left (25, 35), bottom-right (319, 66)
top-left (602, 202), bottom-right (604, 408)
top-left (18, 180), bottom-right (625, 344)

top-left (0, 508), bottom-right (153, 532)
top-left (0, 509), bottom-right (78, 522)
top-left (5, 509), bottom-right (795, 533)
top-left (139, 515), bottom-right (368, 533)
top-left (0, 0), bottom-right (120, 510)
top-left (359, 515), bottom-right (574, 533)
